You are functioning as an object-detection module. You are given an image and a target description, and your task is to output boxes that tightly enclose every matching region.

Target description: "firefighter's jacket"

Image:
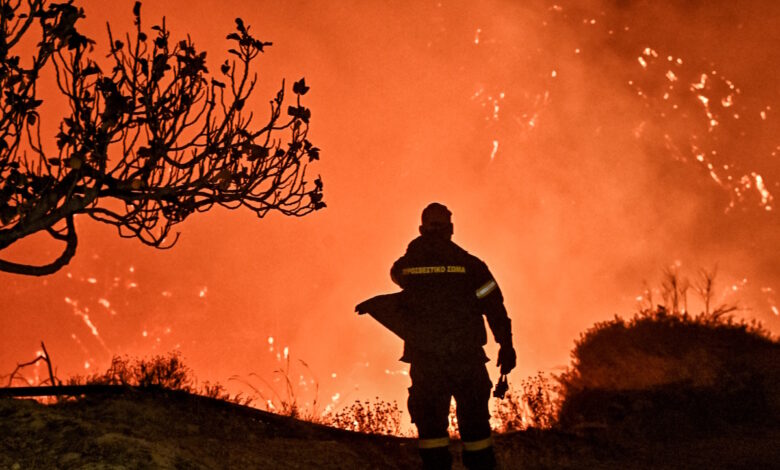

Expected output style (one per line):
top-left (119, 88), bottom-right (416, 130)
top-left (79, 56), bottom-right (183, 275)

top-left (390, 235), bottom-right (512, 363)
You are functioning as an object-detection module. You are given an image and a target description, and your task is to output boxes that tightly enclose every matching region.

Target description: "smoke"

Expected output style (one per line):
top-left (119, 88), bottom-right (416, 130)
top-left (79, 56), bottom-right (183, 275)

top-left (2, 0), bottom-right (778, 418)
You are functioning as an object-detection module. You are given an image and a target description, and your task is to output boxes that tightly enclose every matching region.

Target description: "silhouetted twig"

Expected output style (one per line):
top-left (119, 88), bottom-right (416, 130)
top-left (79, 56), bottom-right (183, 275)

top-left (4, 341), bottom-right (58, 387)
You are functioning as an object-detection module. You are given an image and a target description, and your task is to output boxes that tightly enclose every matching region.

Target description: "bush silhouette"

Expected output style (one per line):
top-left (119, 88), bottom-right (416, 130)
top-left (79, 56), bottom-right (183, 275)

top-left (491, 373), bottom-right (557, 432)
top-left (90, 352), bottom-right (193, 390)
top-left (324, 397), bottom-right (404, 436)
top-left (557, 306), bottom-right (779, 434)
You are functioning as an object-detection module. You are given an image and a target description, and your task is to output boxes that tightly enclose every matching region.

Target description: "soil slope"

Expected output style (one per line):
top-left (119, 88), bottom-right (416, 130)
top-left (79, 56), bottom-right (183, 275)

top-left (1, 389), bottom-right (777, 469)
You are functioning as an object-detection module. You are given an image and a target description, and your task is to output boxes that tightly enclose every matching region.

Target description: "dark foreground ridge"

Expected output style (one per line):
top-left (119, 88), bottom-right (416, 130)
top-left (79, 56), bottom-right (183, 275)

top-left (1, 388), bottom-right (778, 469)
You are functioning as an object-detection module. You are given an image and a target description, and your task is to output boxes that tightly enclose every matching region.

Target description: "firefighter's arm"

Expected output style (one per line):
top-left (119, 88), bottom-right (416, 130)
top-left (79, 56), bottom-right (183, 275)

top-left (475, 263), bottom-right (516, 374)
top-left (479, 282), bottom-right (513, 348)
top-left (484, 294), bottom-right (516, 374)
top-left (390, 257), bottom-right (407, 288)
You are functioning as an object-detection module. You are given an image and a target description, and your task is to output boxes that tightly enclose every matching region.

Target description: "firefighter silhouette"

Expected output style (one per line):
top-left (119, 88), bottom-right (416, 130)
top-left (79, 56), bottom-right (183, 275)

top-left (357, 202), bottom-right (516, 470)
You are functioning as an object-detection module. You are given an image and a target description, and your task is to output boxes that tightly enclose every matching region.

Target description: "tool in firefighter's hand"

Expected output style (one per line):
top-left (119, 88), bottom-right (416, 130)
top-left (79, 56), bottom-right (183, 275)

top-left (493, 374), bottom-right (509, 399)
top-left (355, 292), bottom-right (409, 341)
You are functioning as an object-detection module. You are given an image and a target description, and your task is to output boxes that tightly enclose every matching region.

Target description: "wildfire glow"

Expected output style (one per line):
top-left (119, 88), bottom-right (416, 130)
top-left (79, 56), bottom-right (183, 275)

top-left (1, 0), bottom-right (777, 429)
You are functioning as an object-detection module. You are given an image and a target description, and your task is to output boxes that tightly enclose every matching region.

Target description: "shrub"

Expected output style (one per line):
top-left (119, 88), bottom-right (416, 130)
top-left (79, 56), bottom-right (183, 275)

top-left (491, 372), bottom-right (558, 432)
top-left (86, 352), bottom-right (193, 391)
top-left (62, 351), bottom-right (251, 406)
top-left (324, 397), bottom-right (403, 435)
top-left (557, 306), bottom-right (779, 433)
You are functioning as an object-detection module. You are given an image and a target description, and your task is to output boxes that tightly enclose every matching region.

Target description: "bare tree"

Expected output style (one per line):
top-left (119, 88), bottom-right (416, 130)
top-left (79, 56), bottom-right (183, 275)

top-left (661, 267), bottom-right (689, 315)
top-left (693, 266), bottom-right (738, 321)
top-left (694, 266), bottom-right (718, 317)
top-left (0, 0), bottom-right (324, 276)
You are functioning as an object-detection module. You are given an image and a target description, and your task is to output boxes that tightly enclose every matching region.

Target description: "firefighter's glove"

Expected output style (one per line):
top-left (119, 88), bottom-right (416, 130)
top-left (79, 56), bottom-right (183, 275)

top-left (354, 300), bottom-right (369, 315)
top-left (497, 345), bottom-right (516, 375)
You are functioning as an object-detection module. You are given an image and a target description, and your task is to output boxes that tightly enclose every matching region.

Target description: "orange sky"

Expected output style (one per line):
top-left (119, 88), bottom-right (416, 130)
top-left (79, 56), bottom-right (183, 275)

top-left (2, 0), bottom-right (779, 418)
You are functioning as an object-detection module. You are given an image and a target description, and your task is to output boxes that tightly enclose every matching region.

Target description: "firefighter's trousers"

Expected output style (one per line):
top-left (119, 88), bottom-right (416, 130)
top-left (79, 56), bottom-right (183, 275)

top-left (408, 357), bottom-right (496, 469)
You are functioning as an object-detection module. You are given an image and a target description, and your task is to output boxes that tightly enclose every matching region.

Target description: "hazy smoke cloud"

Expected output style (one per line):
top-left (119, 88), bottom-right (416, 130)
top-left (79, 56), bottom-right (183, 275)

top-left (2, 0), bottom-right (777, 414)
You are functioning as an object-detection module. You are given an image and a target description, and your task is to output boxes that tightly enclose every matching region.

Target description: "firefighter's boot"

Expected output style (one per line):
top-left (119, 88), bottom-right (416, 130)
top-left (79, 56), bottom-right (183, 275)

top-left (462, 446), bottom-right (497, 470)
top-left (419, 446), bottom-right (452, 470)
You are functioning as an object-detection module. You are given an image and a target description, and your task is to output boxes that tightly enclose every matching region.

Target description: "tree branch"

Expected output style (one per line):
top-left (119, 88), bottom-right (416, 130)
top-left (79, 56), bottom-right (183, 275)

top-left (0, 214), bottom-right (77, 275)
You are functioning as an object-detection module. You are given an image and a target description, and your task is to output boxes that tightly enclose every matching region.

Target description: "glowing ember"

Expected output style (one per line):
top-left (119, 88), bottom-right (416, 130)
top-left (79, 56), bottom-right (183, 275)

top-left (81, 315), bottom-right (99, 337)
top-left (490, 140), bottom-right (499, 160)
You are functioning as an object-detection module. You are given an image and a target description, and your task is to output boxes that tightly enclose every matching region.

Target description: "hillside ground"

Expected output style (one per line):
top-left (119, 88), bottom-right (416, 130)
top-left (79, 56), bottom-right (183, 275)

top-left (1, 388), bottom-right (778, 469)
